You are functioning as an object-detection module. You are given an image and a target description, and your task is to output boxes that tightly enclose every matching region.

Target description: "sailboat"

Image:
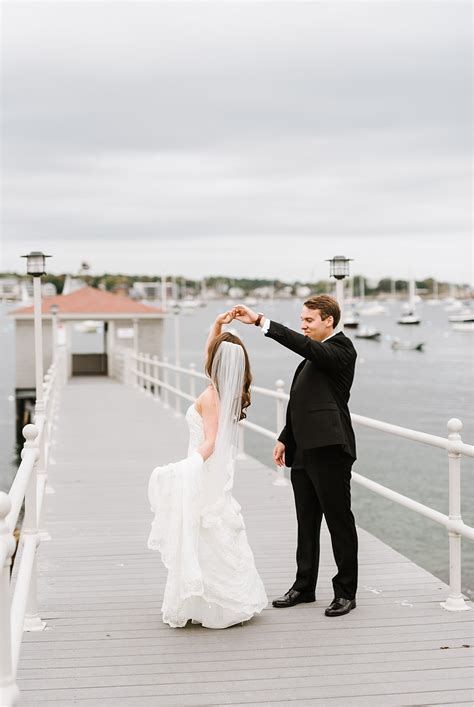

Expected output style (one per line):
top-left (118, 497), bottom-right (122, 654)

top-left (426, 279), bottom-right (440, 306)
top-left (391, 338), bottom-right (425, 351)
top-left (358, 276), bottom-right (387, 316)
top-left (397, 279), bottom-right (421, 325)
top-left (443, 284), bottom-right (464, 312)
top-left (355, 327), bottom-right (381, 340)
top-left (344, 309), bottom-right (359, 329)
top-left (448, 308), bottom-right (474, 323)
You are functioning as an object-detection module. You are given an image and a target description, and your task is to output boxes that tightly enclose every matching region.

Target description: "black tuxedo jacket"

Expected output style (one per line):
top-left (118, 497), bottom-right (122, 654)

top-left (265, 322), bottom-right (357, 466)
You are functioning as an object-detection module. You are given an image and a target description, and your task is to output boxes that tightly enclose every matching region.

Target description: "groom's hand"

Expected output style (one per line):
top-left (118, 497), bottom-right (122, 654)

top-left (273, 441), bottom-right (286, 467)
top-left (233, 304), bottom-right (258, 325)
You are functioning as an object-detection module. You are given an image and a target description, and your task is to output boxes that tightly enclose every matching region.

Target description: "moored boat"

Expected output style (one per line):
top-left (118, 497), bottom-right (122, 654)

top-left (448, 308), bottom-right (474, 323)
top-left (397, 310), bottom-right (421, 325)
top-left (355, 327), bottom-right (381, 340)
top-left (451, 322), bottom-right (474, 332)
top-left (344, 310), bottom-right (359, 329)
top-left (391, 339), bottom-right (425, 351)
top-left (397, 280), bottom-right (421, 325)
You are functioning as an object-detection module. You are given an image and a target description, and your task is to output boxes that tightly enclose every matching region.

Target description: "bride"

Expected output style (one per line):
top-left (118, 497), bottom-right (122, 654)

top-left (147, 311), bottom-right (268, 629)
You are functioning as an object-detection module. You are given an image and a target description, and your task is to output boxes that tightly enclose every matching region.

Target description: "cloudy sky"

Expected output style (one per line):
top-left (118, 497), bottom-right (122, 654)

top-left (1, 1), bottom-right (472, 283)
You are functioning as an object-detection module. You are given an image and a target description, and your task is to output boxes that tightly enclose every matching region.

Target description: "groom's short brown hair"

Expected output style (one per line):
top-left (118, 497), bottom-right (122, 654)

top-left (304, 295), bottom-right (341, 328)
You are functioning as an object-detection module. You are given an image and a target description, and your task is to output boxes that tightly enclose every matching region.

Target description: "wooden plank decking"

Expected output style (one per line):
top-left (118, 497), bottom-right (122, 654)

top-left (17, 377), bottom-right (474, 706)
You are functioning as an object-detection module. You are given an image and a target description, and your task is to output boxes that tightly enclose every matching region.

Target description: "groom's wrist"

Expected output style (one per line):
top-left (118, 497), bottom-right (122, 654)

top-left (254, 312), bottom-right (264, 327)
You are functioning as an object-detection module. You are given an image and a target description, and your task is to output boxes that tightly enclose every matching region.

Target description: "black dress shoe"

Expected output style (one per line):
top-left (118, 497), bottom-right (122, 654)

top-left (324, 597), bottom-right (356, 616)
top-left (272, 589), bottom-right (316, 608)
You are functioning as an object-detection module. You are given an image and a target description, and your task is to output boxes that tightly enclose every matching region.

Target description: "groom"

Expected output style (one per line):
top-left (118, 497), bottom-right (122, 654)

top-left (235, 296), bottom-right (358, 617)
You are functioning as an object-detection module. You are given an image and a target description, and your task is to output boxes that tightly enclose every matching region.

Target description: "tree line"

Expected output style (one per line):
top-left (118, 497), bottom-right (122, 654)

top-left (0, 272), bottom-right (468, 297)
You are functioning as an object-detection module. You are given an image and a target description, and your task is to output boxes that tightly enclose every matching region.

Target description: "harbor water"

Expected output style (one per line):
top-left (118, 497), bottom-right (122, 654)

top-left (1, 297), bottom-right (473, 597)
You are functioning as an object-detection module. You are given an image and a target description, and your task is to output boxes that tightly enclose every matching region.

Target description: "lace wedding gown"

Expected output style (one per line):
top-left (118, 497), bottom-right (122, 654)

top-left (148, 404), bottom-right (268, 628)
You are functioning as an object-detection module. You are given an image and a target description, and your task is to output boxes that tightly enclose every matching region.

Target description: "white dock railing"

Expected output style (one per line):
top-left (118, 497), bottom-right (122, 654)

top-left (0, 346), bottom-right (66, 707)
top-left (115, 347), bottom-right (474, 613)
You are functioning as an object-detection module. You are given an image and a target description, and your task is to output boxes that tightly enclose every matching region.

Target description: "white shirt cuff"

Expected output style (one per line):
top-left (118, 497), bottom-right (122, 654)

top-left (261, 318), bottom-right (270, 334)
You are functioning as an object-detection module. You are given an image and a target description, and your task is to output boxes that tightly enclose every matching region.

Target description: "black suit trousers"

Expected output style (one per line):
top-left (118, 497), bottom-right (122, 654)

top-left (291, 445), bottom-right (358, 600)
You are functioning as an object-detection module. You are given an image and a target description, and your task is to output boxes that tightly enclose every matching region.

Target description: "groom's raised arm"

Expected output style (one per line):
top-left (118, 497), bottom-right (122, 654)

top-left (265, 321), bottom-right (353, 373)
top-left (233, 305), bottom-right (353, 374)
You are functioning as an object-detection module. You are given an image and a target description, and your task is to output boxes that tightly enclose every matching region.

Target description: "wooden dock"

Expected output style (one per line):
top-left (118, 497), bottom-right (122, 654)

top-left (17, 377), bottom-right (473, 705)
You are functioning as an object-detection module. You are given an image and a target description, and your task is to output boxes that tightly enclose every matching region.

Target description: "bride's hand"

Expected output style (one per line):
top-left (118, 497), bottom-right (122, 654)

top-left (215, 310), bottom-right (234, 325)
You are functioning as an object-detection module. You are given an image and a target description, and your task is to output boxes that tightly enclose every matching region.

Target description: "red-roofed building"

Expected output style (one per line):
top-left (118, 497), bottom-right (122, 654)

top-left (10, 286), bottom-right (166, 394)
top-left (11, 285), bottom-right (164, 318)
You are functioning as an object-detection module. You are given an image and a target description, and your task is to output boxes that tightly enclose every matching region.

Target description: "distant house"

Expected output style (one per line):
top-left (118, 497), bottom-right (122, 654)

top-left (132, 281), bottom-right (161, 300)
top-left (62, 275), bottom-right (86, 295)
top-left (252, 286), bottom-right (275, 299)
top-left (228, 287), bottom-right (245, 298)
top-left (295, 286), bottom-right (312, 298)
top-left (0, 277), bottom-right (21, 300)
top-left (1, 278), bottom-right (57, 302)
top-left (111, 284), bottom-right (131, 297)
top-left (41, 283), bottom-right (57, 298)
top-left (274, 286), bottom-right (294, 299)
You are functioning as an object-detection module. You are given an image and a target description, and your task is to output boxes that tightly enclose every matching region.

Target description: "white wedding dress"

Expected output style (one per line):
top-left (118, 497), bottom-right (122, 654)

top-left (148, 403), bottom-right (268, 628)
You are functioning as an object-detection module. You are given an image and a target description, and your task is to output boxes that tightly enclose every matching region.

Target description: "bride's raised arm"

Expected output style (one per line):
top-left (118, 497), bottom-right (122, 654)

top-left (204, 310), bottom-right (235, 358)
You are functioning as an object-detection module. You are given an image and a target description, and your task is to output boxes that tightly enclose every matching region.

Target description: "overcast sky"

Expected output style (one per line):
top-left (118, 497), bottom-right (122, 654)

top-left (1, 1), bottom-right (472, 283)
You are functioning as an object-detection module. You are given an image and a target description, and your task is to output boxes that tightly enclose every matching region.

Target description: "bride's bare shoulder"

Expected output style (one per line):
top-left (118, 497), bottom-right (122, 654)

top-left (195, 385), bottom-right (217, 414)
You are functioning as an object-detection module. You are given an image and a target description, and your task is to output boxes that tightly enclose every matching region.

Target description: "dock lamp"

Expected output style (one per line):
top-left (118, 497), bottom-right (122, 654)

top-left (22, 250), bottom-right (51, 277)
top-left (326, 255), bottom-right (352, 331)
top-left (22, 251), bottom-right (52, 415)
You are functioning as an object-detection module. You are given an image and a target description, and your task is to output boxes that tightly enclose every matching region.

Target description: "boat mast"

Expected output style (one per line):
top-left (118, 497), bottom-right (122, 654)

top-left (409, 279), bottom-right (416, 309)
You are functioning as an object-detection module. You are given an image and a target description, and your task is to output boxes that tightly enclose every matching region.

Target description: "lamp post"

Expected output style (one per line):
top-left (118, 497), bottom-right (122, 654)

top-left (21, 251), bottom-right (50, 634)
top-left (50, 304), bottom-right (59, 364)
top-left (21, 252), bottom-right (51, 416)
top-left (326, 255), bottom-right (352, 331)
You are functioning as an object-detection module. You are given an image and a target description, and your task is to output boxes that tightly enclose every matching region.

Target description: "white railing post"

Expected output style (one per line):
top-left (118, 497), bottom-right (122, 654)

top-left (139, 353), bottom-right (145, 390)
top-left (131, 351), bottom-right (138, 388)
top-left (21, 425), bottom-right (46, 633)
top-left (135, 352), bottom-right (140, 388)
top-left (33, 415), bottom-right (49, 541)
top-left (274, 379), bottom-right (289, 486)
top-left (59, 344), bottom-right (68, 386)
top-left (0, 494), bottom-right (20, 707)
top-left (42, 359), bottom-right (57, 501)
top-left (145, 355), bottom-right (152, 396)
top-left (174, 369), bottom-right (181, 417)
top-left (162, 356), bottom-right (170, 409)
top-left (123, 350), bottom-right (128, 383)
top-left (189, 363), bottom-right (197, 400)
top-left (441, 418), bottom-right (470, 611)
top-left (135, 353), bottom-right (140, 388)
top-left (125, 349), bottom-right (134, 386)
top-left (134, 351), bottom-right (139, 388)
top-left (152, 355), bottom-right (160, 401)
